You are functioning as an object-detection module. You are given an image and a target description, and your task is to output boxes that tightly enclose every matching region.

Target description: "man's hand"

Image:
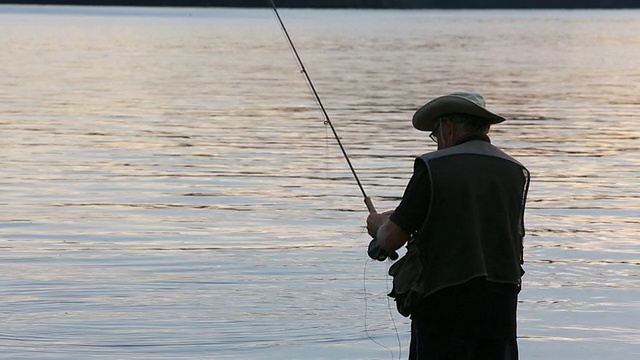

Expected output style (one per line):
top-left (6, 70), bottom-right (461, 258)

top-left (366, 212), bottom-right (390, 238)
top-left (366, 210), bottom-right (399, 261)
top-left (367, 238), bottom-right (399, 261)
top-left (366, 209), bottom-right (410, 258)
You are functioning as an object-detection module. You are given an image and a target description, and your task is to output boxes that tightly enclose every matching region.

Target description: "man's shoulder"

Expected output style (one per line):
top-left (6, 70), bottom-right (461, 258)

top-left (418, 141), bottom-right (524, 168)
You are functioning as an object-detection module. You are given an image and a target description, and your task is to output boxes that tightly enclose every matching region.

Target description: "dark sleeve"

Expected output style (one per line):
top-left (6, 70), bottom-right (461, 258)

top-left (389, 158), bottom-right (431, 235)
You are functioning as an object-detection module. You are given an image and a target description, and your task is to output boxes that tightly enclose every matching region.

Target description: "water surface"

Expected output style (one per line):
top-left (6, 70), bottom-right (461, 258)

top-left (0, 5), bottom-right (639, 359)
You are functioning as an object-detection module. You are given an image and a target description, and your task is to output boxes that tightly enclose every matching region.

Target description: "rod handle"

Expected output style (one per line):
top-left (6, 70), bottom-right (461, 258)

top-left (364, 196), bottom-right (377, 214)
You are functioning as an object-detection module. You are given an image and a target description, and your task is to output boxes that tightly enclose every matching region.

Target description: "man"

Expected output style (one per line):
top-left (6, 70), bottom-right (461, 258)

top-left (366, 91), bottom-right (530, 359)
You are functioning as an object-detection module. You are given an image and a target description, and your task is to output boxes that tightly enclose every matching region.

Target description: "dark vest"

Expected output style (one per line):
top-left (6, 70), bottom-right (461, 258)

top-left (415, 140), bottom-right (530, 296)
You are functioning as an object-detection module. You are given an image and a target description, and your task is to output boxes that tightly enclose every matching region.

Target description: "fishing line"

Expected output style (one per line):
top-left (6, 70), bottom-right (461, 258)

top-left (363, 259), bottom-right (397, 360)
top-left (269, 0), bottom-right (376, 214)
top-left (385, 263), bottom-right (402, 360)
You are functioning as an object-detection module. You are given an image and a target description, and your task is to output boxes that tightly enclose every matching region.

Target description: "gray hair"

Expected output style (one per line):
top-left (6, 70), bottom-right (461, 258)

top-left (436, 113), bottom-right (491, 134)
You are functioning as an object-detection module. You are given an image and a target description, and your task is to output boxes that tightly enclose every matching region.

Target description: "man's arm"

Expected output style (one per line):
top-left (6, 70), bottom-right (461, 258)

top-left (366, 158), bottom-right (431, 254)
top-left (378, 218), bottom-right (411, 251)
top-left (366, 213), bottom-right (411, 252)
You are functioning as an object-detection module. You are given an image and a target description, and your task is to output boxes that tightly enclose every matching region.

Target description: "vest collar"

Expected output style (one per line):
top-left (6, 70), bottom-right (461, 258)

top-left (454, 133), bottom-right (491, 146)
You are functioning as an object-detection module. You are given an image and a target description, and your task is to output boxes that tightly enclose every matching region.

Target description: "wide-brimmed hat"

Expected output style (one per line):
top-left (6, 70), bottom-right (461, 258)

top-left (412, 91), bottom-right (506, 131)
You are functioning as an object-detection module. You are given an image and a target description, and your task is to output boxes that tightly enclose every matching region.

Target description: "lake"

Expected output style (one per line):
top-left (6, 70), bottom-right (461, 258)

top-left (0, 5), bottom-right (638, 359)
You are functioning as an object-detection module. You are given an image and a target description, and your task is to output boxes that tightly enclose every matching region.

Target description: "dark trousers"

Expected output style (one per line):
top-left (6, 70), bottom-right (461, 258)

top-left (408, 323), bottom-right (519, 359)
top-left (408, 278), bottom-right (520, 359)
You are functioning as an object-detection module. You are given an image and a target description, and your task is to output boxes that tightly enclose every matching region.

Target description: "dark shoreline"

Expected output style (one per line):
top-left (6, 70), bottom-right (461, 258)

top-left (1, 1), bottom-right (638, 9)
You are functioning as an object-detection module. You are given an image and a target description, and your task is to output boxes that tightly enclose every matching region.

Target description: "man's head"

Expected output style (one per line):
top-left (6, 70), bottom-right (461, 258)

top-left (412, 91), bottom-right (505, 149)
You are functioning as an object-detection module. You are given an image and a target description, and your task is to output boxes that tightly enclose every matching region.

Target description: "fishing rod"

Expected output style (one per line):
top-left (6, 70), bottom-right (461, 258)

top-left (269, 0), bottom-right (377, 214)
top-left (270, 9), bottom-right (401, 357)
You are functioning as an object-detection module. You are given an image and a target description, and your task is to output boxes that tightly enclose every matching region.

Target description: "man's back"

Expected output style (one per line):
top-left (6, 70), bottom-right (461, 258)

top-left (417, 139), bottom-right (530, 296)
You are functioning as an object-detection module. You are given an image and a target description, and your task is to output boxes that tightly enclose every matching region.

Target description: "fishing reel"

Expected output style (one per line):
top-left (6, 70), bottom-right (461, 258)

top-left (367, 238), bottom-right (399, 261)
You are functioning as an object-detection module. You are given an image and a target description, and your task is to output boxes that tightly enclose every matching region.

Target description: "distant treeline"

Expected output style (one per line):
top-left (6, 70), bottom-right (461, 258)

top-left (2, 0), bottom-right (638, 8)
